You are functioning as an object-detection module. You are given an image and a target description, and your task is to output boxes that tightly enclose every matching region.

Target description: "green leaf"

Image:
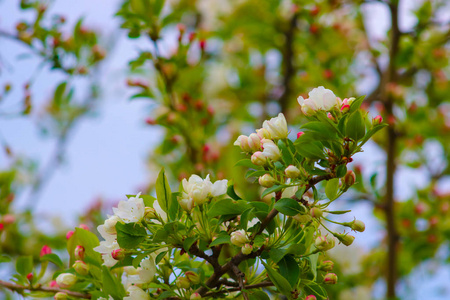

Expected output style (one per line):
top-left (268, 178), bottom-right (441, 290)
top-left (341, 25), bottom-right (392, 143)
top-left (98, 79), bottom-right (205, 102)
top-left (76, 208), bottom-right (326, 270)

top-left (249, 291), bottom-right (271, 300)
top-left (301, 121), bottom-right (337, 140)
top-left (0, 255), bottom-right (11, 264)
top-left (295, 141), bottom-right (326, 160)
top-left (336, 165), bottom-right (347, 178)
top-left (278, 140), bottom-right (293, 165)
top-left (40, 254), bottom-right (64, 269)
top-left (235, 159), bottom-right (262, 169)
top-left (209, 234), bottom-right (231, 247)
top-left (102, 266), bottom-right (126, 299)
top-left (309, 252), bottom-right (319, 280)
top-left (116, 222), bottom-right (147, 249)
top-left (346, 110), bottom-right (365, 141)
top-left (168, 192), bottom-right (180, 221)
top-left (67, 228), bottom-right (102, 267)
top-left (16, 256), bottom-right (33, 276)
top-left (303, 279), bottom-right (328, 299)
top-left (261, 185), bottom-right (284, 198)
top-left (360, 123), bottom-right (388, 145)
top-left (274, 198), bottom-right (305, 216)
top-left (278, 255), bottom-right (300, 287)
top-left (183, 237), bottom-right (197, 251)
top-left (261, 261), bottom-right (292, 297)
top-left (156, 168), bottom-right (171, 214)
top-left (325, 178), bottom-right (340, 201)
top-left (207, 199), bottom-right (249, 218)
top-left (155, 251), bottom-right (167, 264)
top-left (227, 184), bottom-right (242, 200)
top-left (349, 95), bottom-right (365, 113)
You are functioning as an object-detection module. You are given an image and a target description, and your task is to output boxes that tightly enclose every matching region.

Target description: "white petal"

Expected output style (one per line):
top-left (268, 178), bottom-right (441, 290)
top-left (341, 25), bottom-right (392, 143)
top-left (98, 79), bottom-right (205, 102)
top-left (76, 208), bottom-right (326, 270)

top-left (211, 180), bottom-right (228, 196)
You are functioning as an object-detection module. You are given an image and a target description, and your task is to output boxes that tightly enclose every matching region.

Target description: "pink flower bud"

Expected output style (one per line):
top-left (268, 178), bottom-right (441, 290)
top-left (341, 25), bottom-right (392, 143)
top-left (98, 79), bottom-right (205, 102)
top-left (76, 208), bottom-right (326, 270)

top-left (190, 292), bottom-right (202, 299)
top-left (234, 135), bottom-right (251, 152)
top-left (248, 133), bottom-right (262, 152)
top-left (297, 132), bottom-right (304, 139)
top-left (74, 245), bottom-right (85, 260)
top-left (324, 273), bottom-right (338, 284)
top-left (373, 115), bottom-right (383, 125)
top-left (0, 223), bottom-right (4, 231)
top-left (305, 296), bottom-right (317, 300)
top-left (49, 280), bottom-right (58, 288)
top-left (26, 273), bottom-right (33, 282)
top-left (177, 23), bottom-right (186, 34)
top-left (2, 214), bottom-right (15, 224)
top-left (111, 249), bottom-right (125, 261)
top-left (199, 39), bottom-right (206, 51)
top-left (73, 260), bottom-right (89, 276)
top-left (259, 174), bottom-right (276, 188)
top-left (327, 112), bottom-right (335, 121)
top-left (251, 151), bottom-right (267, 166)
top-left (343, 170), bottom-right (356, 187)
top-left (256, 128), bottom-right (271, 139)
top-left (319, 260), bottom-right (334, 271)
top-left (66, 231), bottom-right (74, 239)
top-left (78, 224), bottom-right (89, 231)
top-left (315, 235), bottom-right (335, 251)
top-left (310, 207), bottom-right (323, 218)
top-left (241, 243), bottom-right (253, 255)
top-left (40, 245), bottom-right (52, 257)
top-left (341, 104), bottom-right (350, 113)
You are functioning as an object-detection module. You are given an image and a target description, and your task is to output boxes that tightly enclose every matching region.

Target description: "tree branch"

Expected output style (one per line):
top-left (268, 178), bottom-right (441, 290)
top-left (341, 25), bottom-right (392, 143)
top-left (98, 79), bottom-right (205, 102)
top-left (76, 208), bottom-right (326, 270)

top-left (0, 280), bottom-right (91, 299)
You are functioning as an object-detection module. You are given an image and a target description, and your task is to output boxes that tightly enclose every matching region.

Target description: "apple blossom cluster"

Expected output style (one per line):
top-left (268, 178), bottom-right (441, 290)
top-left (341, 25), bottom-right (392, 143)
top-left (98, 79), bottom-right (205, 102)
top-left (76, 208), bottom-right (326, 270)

top-left (178, 174), bottom-right (228, 211)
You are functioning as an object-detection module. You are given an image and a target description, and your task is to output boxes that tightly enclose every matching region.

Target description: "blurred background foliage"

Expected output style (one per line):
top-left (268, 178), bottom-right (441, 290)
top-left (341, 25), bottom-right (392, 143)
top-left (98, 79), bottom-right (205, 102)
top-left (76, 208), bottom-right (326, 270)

top-left (0, 0), bottom-right (449, 299)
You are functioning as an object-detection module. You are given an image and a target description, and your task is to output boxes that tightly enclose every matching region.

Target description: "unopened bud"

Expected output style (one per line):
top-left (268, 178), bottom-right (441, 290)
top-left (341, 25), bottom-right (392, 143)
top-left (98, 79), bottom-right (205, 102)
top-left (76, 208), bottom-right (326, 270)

top-left (305, 296), bottom-right (317, 300)
top-left (190, 292), bottom-right (202, 299)
top-left (285, 165), bottom-right (301, 178)
top-left (234, 135), bottom-right (251, 152)
top-left (144, 207), bottom-right (158, 221)
top-left (54, 292), bottom-right (68, 300)
top-left (350, 220), bottom-right (365, 232)
top-left (319, 260), bottom-right (334, 271)
top-left (230, 230), bottom-right (249, 247)
top-left (373, 115), bottom-right (383, 125)
top-left (341, 104), bottom-right (350, 113)
top-left (40, 245), bottom-right (52, 257)
top-left (343, 170), bottom-right (356, 187)
top-left (176, 276), bottom-right (191, 289)
top-left (248, 133), bottom-right (261, 152)
top-left (241, 243), bottom-right (253, 255)
top-left (251, 151), bottom-right (267, 166)
top-left (256, 128), bottom-right (271, 139)
top-left (66, 231), bottom-right (74, 239)
top-left (297, 131), bottom-right (304, 139)
top-left (73, 260), bottom-right (89, 276)
top-left (111, 249), bottom-right (125, 261)
top-left (327, 112), bottom-right (335, 121)
top-left (185, 271), bottom-right (201, 284)
top-left (336, 234), bottom-right (355, 246)
top-left (259, 174), bottom-right (276, 188)
top-left (56, 273), bottom-right (77, 288)
top-left (315, 235), bottom-right (335, 251)
top-left (78, 224), bottom-right (89, 231)
top-left (292, 214), bottom-right (312, 223)
top-left (74, 245), bottom-right (85, 260)
top-left (310, 207), bottom-right (323, 218)
top-left (26, 273), bottom-right (33, 281)
top-left (323, 273), bottom-right (338, 284)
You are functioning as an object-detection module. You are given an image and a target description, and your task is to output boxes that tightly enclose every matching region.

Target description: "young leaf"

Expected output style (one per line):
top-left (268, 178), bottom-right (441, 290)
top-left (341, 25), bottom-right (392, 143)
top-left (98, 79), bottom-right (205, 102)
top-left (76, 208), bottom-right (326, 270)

top-left (325, 178), bottom-right (340, 201)
top-left (227, 184), bottom-right (242, 200)
top-left (261, 261), bottom-right (292, 297)
top-left (274, 198), bottom-right (306, 216)
top-left (207, 199), bottom-right (249, 218)
top-left (156, 168), bottom-right (171, 213)
top-left (278, 140), bottom-right (293, 165)
top-left (348, 95), bottom-right (365, 113)
top-left (40, 254), bottom-right (64, 269)
top-left (303, 279), bottom-right (328, 299)
top-left (116, 222), bottom-right (147, 249)
top-left (209, 234), bottom-right (231, 247)
top-left (346, 110), bottom-right (365, 141)
top-left (16, 256), bottom-right (33, 276)
top-left (102, 266), bottom-right (126, 299)
top-left (278, 255), bottom-right (300, 287)
top-left (295, 142), bottom-right (326, 160)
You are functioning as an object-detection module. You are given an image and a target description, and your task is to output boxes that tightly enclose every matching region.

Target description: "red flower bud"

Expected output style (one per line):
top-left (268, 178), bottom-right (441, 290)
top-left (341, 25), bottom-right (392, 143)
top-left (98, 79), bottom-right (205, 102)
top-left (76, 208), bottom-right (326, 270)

top-left (324, 273), bottom-right (338, 284)
top-left (74, 245), bottom-right (85, 260)
top-left (305, 296), bottom-right (317, 300)
top-left (78, 224), bottom-right (89, 231)
top-left (111, 249), bottom-right (125, 260)
top-left (199, 39), bottom-right (206, 51)
top-left (66, 230), bottom-right (74, 239)
top-left (297, 132), bottom-right (304, 139)
top-left (40, 245), bottom-right (52, 257)
top-left (373, 115), bottom-right (383, 125)
top-left (341, 104), bottom-right (350, 113)
top-left (27, 273), bottom-right (33, 281)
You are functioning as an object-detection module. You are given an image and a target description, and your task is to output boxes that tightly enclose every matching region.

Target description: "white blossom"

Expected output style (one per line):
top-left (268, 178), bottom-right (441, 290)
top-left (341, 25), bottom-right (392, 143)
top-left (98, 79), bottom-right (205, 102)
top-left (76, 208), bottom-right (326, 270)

top-left (261, 139), bottom-right (282, 161)
top-left (178, 175), bottom-right (228, 210)
top-left (113, 193), bottom-right (145, 223)
top-left (297, 86), bottom-right (338, 114)
top-left (124, 286), bottom-right (149, 300)
top-left (262, 113), bottom-right (288, 139)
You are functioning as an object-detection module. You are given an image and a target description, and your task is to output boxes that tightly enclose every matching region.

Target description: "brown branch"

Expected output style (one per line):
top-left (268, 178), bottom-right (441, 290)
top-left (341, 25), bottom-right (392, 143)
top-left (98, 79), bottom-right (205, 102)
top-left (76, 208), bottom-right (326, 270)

top-left (189, 243), bottom-right (221, 271)
top-left (0, 280), bottom-right (91, 299)
top-left (203, 282), bottom-right (275, 297)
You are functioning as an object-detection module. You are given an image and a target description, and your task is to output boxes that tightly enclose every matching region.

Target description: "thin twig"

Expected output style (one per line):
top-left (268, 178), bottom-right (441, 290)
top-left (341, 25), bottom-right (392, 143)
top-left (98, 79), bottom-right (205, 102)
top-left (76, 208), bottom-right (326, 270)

top-left (0, 280), bottom-right (91, 299)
